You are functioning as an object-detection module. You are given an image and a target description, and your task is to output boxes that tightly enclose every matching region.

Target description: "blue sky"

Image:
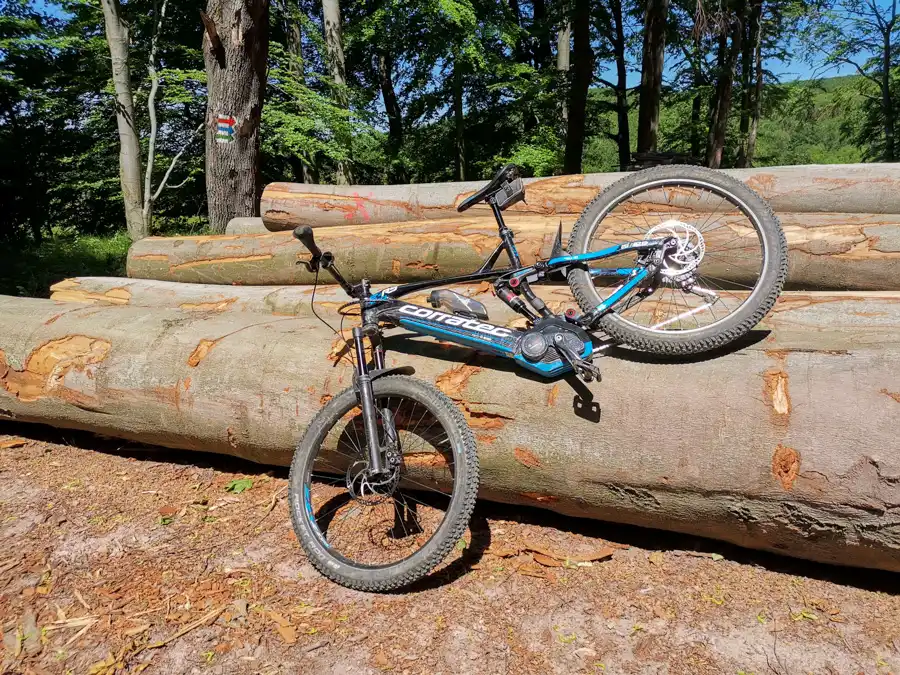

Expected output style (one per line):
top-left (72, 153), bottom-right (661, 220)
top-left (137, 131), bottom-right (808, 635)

top-left (34, 0), bottom-right (860, 85)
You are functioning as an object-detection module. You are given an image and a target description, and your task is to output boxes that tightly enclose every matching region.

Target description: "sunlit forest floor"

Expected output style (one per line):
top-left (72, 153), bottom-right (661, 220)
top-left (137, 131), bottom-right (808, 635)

top-left (0, 425), bottom-right (897, 674)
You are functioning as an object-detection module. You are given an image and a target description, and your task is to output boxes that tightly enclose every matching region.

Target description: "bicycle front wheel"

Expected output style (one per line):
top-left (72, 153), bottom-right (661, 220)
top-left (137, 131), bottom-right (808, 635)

top-left (567, 165), bottom-right (788, 355)
top-left (288, 375), bottom-right (478, 592)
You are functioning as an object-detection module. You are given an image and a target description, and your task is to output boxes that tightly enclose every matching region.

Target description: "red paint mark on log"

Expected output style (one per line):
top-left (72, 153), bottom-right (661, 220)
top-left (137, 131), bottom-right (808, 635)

top-left (183, 377), bottom-right (191, 391)
top-left (547, 384), bottom-right (560, 407)
top-left (521, 492), bottom-right (559, 504)
top-left (514, 448), bottom-right (542, 469)
top-left (880, 388), bottom-right (900, 404)
top-left (320, 394), bottom-right (332, 405)
top-left (187, 339), bottom-right (219, 367)
top-left (405, 261), bottom-right (439, 271)
top-left (772, 445), bottom-right (801, 490)
top-left (476, 434), bottom-right (497, 444)
top-left (435, 364), bottom-right (482, 399)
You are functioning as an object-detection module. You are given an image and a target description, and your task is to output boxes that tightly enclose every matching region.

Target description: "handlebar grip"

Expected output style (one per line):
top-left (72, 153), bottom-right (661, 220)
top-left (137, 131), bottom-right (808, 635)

top-left (293, 226), bottom-right (322, 258)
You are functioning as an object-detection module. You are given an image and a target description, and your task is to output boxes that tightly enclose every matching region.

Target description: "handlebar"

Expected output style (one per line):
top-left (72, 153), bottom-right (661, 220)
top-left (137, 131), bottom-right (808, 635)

top-left (293, 226), bottom-right (360, 298)
top-left (294, 226), bottom-right (322, 259)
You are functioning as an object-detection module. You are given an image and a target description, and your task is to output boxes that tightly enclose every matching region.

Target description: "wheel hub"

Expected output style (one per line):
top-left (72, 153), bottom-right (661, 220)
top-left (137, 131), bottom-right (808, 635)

top-left (647, 220), bottom-right (706, 279)
top-left (346, 461), bottom-right (399, 505)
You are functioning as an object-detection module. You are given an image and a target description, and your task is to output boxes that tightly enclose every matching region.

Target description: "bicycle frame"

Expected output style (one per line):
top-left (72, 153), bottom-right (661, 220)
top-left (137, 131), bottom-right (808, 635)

top-left (355, 204), bottom-right (670, 377)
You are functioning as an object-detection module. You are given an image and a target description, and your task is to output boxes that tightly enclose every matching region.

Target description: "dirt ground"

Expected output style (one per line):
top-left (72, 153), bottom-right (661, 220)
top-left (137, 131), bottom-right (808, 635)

top-left (0, 425), bottom-right (898, 675)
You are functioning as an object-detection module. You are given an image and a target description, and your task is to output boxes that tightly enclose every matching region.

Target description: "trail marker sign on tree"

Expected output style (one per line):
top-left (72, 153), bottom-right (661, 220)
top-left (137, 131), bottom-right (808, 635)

top-left (216, 114), bottom-right (236, 143)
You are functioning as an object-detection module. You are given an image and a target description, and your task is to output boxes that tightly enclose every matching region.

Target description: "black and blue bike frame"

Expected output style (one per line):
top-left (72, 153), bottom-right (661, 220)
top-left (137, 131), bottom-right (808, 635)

top-left (296, 203), bottom-right (673, 473)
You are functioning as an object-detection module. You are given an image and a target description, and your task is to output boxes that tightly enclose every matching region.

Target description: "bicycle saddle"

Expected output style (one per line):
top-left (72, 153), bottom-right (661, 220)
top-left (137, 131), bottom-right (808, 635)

top-left (457, 164), bottom-right (525, 212)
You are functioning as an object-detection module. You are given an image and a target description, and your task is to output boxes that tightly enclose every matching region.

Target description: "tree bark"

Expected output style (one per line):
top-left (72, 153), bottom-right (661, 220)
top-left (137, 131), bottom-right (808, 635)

top-left (379, 50), bottom-right (405, 184)
top-left (882, 32), bottom-right (895, 162)
top-left (99, 0), bottom-right (146, 242)
top-left (745, 27), bottom-right (763, 166)
top-left (556, 23), bottom-right (571, 123)
top-left (611, 0), bottom-right (631, 170)
top-left (126, 212), bottom-right (900, 291)
top-left (736, 0), bottom-right (761, 168)
top-left (706, 10), bottom-right (743, 169)
top-left (3, 293), bottom-right (900, 572)
top-left (259, 164), bottom-right (900, 228)
top-left (532, 0), bottom-right (552, 68)
top-left (453, 57), bottom-right (466, 182)
top-left (636, 0), bottom-right (669, 154)
top-left (321, 0), bottom-right (352, 184)
top-left (202, 0), bottom-right (269, 234)
top-left (563, 0), bottom-right (591, 174)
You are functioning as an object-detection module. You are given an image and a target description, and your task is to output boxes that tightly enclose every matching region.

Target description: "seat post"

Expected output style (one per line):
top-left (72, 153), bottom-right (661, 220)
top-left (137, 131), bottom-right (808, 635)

top-left (490, 200), bottom-right (521, 268)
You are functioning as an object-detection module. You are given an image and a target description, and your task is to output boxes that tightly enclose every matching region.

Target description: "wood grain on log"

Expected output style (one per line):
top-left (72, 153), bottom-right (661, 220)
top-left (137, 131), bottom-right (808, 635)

top-left (127, 213), bottom-right (900, 290)
top-left (260, 164), bottom-right (900, 231)
top-left (1, 291), bottom-right (899, 571)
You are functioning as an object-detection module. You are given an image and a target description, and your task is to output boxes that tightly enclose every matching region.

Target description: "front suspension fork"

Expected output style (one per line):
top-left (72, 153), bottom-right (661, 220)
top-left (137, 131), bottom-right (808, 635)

top-left (353, 326), bottom-right (386, 474)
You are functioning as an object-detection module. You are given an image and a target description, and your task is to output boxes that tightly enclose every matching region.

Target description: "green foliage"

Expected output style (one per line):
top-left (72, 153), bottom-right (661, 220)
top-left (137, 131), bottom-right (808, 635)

top-left (0, 0), bottom-right (892, 301)
top-left (0, 231), bottom-right (131, 298)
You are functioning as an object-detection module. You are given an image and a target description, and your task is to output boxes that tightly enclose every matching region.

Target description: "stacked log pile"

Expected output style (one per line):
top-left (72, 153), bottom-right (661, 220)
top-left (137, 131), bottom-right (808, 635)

top-left (0, 164), bottom-right (898, 573)
top-left (0, 288), bottom-right (897, 572)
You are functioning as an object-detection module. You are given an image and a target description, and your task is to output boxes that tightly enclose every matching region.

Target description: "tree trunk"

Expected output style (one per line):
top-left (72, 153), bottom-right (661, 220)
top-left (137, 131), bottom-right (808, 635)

top-left (557, 23), bottom-right (571, 123)
top-left (99, 0), bottom-right (146, 242)
top-left (379, 50), bottom-right (405, 184)
top-left (636, 0), bottom-right (669, 154)
top-left (882, 33), bottom-right (895, 162)
top-left (259, 164), bottom-right (900, 228)
top-left (611, 0), bottom-right (631, 170)
top-left (202, 0), bottom-right (269, 234)
top-left (564, 0), bottom-right (591, 174)
top-left (126, 212), bottom-right (900, 291)
top-left (706, 12), bottom-right (743, 169)
top-left (736, 0), bottom-right (761, 168)
top-left (745, 28), bottom-right (763, 166)
top-left (3, 293), bottom-right (900, 573)
top-left (453, 58), bottom-right (466, 182)
top-left (321, 0), bottom-right (352, 184)
top-left (532, 0), bottom-right (552, 68)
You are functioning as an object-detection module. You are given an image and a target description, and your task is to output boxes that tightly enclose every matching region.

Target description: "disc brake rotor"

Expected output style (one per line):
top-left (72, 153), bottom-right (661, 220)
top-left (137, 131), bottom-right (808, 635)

top-left (647, 220), bottom-right (706, 278)
top-left (347, 460), bottom-right (400, 506)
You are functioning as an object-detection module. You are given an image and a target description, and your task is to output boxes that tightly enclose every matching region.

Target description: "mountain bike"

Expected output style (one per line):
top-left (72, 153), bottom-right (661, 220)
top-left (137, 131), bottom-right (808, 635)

top-left (288, 164), bottom-right (788, 591)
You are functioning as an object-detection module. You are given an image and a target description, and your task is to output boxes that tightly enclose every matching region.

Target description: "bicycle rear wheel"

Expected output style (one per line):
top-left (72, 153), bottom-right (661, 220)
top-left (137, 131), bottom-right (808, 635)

top-left (567, 165), bottom-right (787, 355)
top-left (288, 375), bottom-right (478, 592)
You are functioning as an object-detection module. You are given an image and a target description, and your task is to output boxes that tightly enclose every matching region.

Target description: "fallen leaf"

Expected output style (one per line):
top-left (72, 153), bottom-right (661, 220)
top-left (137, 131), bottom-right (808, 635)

top-left (517, 563), bottom-right (548, 579)
top-left (0, 438), bottom-right (27, 449)
top-left (532, 552), bottom-right (563, 568)
top-left (486, 545), bottom-right (520, 558)
top-left (158, 505), bottom-right (178, 517)
top-left (276, 623), bottom-right (297, 645)
top-left (648, 551), bottom-right (665, 565)
top-left (569, 547), bottom-right (615, 563)
top-left (225, 478), bottom-right (253, 494)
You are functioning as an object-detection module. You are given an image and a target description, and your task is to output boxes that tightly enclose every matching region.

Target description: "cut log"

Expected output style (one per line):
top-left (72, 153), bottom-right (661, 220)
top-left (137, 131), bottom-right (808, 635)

top-left (1, 292), bottom-right (899, 572)
top-left (226, 217), bottom-right (267, 235)
top-left (261, 163), bottom-right (900, 230)
top-left (49, 277), bottom-right (496, 317)
top-left (127, 213), bottom-right (900, 291)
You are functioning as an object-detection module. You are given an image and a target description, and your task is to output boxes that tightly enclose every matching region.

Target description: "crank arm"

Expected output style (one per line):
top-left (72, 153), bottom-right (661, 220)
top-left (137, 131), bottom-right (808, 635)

top-left (554, 341), bottom-right (602, 383)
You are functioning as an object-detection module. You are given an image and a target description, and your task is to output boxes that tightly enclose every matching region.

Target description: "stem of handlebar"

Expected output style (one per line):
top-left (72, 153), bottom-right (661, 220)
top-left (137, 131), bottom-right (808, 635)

top-left (293, 226), bottom-right (359, 298)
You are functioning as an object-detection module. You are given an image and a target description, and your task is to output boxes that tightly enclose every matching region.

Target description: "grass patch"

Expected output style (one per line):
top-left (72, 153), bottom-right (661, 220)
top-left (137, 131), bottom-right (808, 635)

top-left (0, 232), bottom-right (132, 298)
